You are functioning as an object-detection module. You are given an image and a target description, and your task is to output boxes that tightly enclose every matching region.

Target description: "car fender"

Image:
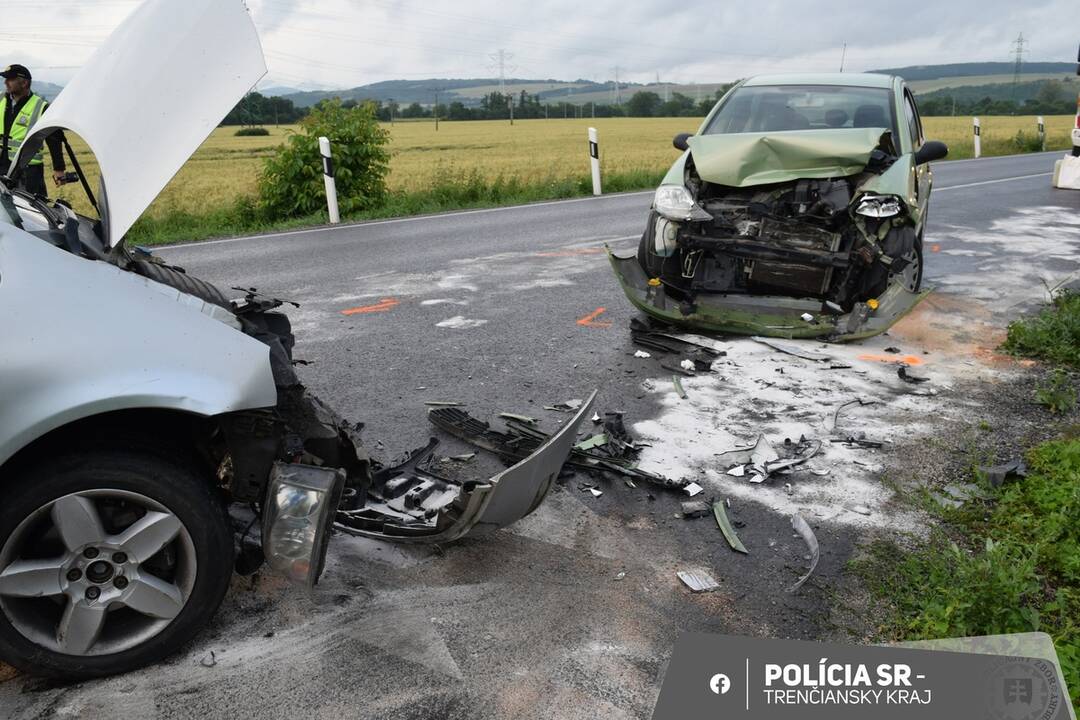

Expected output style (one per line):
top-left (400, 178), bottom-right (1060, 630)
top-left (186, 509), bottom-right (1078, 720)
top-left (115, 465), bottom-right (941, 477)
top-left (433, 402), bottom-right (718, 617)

top-left (0, 229), bottom-right (277, 467)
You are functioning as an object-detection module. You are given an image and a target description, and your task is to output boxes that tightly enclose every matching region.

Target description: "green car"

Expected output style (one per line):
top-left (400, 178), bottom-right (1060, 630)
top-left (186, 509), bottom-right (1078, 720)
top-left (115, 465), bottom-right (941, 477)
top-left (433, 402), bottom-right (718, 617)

top-left (609, 73), bottom-right (949, 341)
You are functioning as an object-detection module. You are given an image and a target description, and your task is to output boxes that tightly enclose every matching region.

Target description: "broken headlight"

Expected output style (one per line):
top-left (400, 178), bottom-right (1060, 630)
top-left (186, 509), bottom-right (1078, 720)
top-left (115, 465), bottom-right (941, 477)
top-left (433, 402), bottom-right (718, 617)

top-left (854, 194), bottom-right (902, 218)
top-left (262, 462), bottom-right (345, 587)
top-left (653, 184), bottom-right (712, 223)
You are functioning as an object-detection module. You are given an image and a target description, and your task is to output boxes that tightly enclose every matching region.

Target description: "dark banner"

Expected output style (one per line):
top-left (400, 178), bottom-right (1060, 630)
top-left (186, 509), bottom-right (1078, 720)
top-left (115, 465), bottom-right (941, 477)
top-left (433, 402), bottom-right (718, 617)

top-left (652, 633), bottom-right (1074, 720)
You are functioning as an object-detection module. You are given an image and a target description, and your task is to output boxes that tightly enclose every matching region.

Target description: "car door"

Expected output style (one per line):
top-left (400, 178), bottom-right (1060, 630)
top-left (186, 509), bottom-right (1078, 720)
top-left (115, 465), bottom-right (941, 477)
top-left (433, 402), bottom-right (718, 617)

top-left (902, 86), bottom-right (933, 230)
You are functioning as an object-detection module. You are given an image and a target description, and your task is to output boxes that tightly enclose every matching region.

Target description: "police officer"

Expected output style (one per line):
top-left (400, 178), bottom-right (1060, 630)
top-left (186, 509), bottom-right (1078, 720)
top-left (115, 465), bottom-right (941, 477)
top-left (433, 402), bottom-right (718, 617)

top-left (0, 64), bottom-right (66, 196)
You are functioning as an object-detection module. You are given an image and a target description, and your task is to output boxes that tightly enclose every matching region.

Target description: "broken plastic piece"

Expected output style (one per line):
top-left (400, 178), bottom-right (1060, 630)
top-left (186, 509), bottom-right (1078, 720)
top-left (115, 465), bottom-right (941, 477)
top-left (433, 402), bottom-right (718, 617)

top-left (589, 488), bottom-right (603, 498)
top-left (677, 569), bottom-right (720, 593)
top-left (977, 459), bottom-right (1028, 488)
top-left (897, 365), bottom-right (929, 384)
top-left (672, 376), bottom-right (688, 399)
top-left (788, 514), bottom-right (819, 593)
top-left (574, 434), bottom-right (609, 451)
top-left (712, 501), bottom-right (748, 554)
top-left (448, 453), bottom-right (476, 462)
top-left (684, 482), bottom-right (704, 497)
top-left (634, 350), bottom-right (652, 359)
top-left (750, 337), bottom-right (832, 362)
top-left (681, 500), bottom-right (711, 518)
top-left (800, 313), bottom-right (814, 322)
top-left (726, 464), bottom-right (746, 477)
top-left (545, 399), bottom-right (584, 412)
top-left (680, 359), bottom-right (696, 372)
top-left (498, 413), bottom-right (537, 424)
top-left (591, 412), bottom-right (602, 424)
top-left (424, 401), bottom-right (464, 407)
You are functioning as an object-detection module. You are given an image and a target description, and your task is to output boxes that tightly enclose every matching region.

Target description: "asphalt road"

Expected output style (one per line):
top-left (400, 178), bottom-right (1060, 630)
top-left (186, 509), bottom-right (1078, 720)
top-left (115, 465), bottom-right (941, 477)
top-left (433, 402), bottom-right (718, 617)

top-left (3, 150), bottom-right (1078, 719)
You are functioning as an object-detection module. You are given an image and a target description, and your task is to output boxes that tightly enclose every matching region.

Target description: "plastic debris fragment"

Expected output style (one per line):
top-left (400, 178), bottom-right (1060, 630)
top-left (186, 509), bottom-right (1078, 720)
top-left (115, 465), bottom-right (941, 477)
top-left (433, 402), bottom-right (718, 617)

top-left (712, 501), bottom-right (748, 554)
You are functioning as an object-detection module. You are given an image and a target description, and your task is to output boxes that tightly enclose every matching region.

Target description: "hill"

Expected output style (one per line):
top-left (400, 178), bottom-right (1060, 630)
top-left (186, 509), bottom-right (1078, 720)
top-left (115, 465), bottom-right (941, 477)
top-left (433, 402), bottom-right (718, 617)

top-left (869, 62), bottom-right (1076, 81)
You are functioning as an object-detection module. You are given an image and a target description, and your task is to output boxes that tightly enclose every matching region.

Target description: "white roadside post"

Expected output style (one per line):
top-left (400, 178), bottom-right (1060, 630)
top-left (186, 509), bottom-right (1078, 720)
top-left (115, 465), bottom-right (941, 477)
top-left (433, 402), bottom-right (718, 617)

top-left (1037, 115), bottom-right (1045, 151)
top-left (318, 136), bottom-right (340, 224)
top-left (972, 117), bottom-right (981, 159)
top-left (588, 127), bottom-right (602, 196)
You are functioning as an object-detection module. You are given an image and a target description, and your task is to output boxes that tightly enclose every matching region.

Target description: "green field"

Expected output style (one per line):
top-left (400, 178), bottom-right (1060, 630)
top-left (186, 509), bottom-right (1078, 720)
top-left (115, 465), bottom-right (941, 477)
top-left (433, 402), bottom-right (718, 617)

top-left (907, 73), bottom-right (1078, 94)
top-left (46, 115), bottom-right (1078, 244)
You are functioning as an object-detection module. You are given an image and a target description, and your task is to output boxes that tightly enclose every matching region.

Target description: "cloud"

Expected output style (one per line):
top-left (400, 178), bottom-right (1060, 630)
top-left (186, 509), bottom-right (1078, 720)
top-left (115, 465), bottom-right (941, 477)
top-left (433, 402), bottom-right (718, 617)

top-left (5, 0), bottom-right (1077, 89)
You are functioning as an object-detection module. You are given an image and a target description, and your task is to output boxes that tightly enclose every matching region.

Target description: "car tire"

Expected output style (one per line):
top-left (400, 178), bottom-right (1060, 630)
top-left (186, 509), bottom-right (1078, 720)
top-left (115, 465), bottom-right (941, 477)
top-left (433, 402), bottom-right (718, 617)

top-left (0, 450), bottom-right (233, 679)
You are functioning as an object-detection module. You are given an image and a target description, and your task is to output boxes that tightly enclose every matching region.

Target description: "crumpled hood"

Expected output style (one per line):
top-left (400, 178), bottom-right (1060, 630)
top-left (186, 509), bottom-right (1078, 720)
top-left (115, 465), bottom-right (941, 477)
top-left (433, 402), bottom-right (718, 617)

top-left (687, 128), bottom-right (892, 188)
top-left (15, 0), bottom-right (266, 248)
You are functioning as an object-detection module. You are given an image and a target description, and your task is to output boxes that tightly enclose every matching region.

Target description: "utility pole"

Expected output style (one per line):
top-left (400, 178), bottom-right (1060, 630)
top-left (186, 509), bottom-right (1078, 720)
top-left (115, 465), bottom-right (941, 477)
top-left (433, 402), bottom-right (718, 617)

top-left (388, 97), bottom-right (394, 124)
top-left (432, 88), bottom-right (440, 131)
top-left (489, 48), bottom-right (514, 95)
top-left (611, 66), bottom-right (622, 105)
top-left (1011, 32), bottom-right (1028, 92)
top-left (839, 42), bottom-right (847, 72)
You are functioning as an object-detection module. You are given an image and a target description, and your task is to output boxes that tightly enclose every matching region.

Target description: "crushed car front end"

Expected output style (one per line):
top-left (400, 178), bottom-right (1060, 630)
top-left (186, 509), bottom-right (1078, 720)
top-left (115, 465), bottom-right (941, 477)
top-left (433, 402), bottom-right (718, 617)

top-left (610, 75), bottom-right (943, 341)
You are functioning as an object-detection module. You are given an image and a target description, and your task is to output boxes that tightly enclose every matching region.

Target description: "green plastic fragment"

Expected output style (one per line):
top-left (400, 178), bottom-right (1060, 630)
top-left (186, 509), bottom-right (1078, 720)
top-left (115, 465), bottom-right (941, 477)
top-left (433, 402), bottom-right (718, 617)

top-left (713, 501), bottom-right (749, 554)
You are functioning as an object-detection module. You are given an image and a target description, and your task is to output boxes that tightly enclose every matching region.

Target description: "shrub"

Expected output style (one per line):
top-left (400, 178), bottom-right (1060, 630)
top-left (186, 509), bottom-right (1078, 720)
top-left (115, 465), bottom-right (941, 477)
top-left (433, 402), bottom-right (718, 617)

top-left (257, 99), bottom-right (390, 221)
top-left (1012, 129), bottom-right (1045, 153)
top-left (1002, 290), bottom-right (1080, 368)
top-left (234, 127), bottom-right (270, 137)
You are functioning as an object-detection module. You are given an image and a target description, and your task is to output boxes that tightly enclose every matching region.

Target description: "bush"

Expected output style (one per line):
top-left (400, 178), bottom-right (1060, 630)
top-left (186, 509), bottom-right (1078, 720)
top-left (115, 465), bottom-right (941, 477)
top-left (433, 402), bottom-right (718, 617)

top-left (1012, 129), bottom-right (1045, 153)
top-left (234, 127), bottom-right (270, 137)
top-left (257, 99), bottom-right (390, 221)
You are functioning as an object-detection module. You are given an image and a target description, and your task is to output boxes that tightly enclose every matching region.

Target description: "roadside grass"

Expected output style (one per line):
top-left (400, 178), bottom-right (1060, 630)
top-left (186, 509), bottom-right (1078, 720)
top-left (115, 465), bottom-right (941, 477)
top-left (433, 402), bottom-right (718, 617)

top-left (852, 438), bottom-right (1080, 706)
top-left (1002, 290), bottom-right (1080, 369)
top-left (53, 115), bottom-right (1077, 246)
top-left (126, 167), bottom-right (665, 246)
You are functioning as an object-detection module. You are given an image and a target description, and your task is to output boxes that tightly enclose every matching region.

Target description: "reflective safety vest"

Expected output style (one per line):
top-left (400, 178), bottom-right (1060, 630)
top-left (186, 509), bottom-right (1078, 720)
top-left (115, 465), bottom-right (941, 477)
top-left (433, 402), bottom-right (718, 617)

top-left (1, 93), bottom-right (46, 166)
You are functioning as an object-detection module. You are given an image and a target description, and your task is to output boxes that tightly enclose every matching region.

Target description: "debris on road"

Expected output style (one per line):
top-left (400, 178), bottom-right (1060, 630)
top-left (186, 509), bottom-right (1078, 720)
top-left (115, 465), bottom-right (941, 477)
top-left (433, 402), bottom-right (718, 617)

top-left (499, 413), bottom-right (537, 424)
top-left (977, 459), bottom-right (1028, 488)
top-left (200, 651), bottom-right (217, 668)
top-left (750, 337), bottom-right (832, 362)
top-left (634, 350), bottom-right (652, 359)
top-left (713, 501), bottom-right (749, 554)
top-left (830, 433), bottom-right (885, 449)
top-left (590, 488), bottom-right (604, 498)
top-left (788, 514), bottom-right (820, 593)
top-left (825, 397), bottom-right (878, 433)
top-left (717, 435), bottom-right (821, 483)
top-left (447, 453), bottom-right (476, 462)
top-left (575, 434), bottom-right (609, 451)
top-left (800, 313), bottom-right (814, 322)
top-left (897, 365), bottom-right (930, 384)
top-left (677, 569), bottom-right (721, 593)
top-left (545, 399), bottom-right (585, 412)
top-left (679, 359), bottom-right (696, 372)
top-left (428, 406), bottom-right (691, 494)
top-left (681, 500), bottom-right (711, 519)
top-left (424, 401), bottom-right (464, 407)
top-left (672, 376), bottom-right (688, 399)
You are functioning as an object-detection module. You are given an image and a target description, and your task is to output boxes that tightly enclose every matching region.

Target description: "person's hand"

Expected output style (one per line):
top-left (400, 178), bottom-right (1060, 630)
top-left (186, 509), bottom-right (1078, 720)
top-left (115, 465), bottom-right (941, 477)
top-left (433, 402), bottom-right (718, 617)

top-left (53, 170), bottom-right (66, 186)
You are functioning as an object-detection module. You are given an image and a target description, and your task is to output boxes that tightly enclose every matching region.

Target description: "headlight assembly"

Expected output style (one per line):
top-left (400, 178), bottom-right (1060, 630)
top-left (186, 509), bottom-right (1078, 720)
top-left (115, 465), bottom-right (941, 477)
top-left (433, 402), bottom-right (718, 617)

top-left (855, 194), bottom-right (903, 218)
top-left (653, 184), bottom-right (712, 223)
top-left (263, 463), bottom-right (345, 587)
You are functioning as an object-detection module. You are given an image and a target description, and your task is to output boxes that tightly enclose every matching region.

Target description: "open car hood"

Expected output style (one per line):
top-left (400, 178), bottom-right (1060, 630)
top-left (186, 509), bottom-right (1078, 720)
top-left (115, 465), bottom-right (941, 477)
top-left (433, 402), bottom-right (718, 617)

top-left (687, 128), bottom-right (891, 188)
top-left (14, 0), bottom-right (266, 248)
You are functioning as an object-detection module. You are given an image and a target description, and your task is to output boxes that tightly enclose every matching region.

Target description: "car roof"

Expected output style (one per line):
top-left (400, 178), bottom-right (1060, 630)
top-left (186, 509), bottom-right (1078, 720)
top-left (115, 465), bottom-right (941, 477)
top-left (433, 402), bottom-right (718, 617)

top-left (741, 73), bottom-right (896, 89)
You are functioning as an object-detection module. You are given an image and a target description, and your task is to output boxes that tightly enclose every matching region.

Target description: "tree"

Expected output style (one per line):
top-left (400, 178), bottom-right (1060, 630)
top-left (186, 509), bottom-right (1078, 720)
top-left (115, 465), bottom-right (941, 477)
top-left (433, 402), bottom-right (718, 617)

top-left (626, 91), bottom-right (662, 117)
top-left (257, 99), bottom-right (390, 220)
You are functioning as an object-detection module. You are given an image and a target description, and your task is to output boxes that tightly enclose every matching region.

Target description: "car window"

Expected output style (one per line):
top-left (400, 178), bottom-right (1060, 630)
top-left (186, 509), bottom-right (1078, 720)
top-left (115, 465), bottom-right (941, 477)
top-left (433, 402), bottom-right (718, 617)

top-left (704, 84), bottom-right (898, 140)
top-left (902, 89), bottom-right (923, 148)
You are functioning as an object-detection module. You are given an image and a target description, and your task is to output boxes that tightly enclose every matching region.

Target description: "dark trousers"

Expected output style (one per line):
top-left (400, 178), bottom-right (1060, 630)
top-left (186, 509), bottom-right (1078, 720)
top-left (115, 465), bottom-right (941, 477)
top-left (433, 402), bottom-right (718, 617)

top-left (19, 164), bottom-right (46, 197)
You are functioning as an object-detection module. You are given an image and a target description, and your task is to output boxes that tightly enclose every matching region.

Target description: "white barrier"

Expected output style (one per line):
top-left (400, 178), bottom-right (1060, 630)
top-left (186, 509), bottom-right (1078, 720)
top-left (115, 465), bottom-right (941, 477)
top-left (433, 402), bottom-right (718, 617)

top-left (318, 136), bottom-right (340, 224)
top-left (588, 127), bottom-right (602, 196)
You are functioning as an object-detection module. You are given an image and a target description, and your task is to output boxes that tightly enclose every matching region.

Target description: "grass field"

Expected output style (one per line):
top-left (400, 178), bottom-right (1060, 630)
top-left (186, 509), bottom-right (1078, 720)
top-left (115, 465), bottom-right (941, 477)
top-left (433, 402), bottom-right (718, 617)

top-left (907, 73), bottom-right (1078, 94)
top-left (46, 114), bottom-right (1077, 243)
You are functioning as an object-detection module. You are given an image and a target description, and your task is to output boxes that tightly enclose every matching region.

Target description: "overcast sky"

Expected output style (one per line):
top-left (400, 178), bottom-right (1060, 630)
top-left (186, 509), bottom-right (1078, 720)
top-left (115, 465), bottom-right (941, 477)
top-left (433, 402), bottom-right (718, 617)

top-left (4, 0), bottom-right (1077, 90)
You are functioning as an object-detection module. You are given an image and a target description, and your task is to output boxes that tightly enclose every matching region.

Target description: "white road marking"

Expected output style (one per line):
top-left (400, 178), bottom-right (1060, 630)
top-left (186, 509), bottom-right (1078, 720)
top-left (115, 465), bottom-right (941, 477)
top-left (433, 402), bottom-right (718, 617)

top-left (935, 172), bottom-right (1051, 192)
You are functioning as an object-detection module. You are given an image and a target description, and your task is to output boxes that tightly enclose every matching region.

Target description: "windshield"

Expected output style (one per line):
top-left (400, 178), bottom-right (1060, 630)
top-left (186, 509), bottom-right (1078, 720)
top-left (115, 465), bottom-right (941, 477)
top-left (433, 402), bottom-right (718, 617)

top-left (704, 85), bottom-right (897, 138)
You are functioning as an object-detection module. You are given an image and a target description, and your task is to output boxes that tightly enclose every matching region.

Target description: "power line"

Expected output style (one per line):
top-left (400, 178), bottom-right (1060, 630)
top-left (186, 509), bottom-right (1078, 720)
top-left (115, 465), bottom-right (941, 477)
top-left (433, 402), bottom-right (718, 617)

top-left (1010, 31), bottom-right (1028, 89)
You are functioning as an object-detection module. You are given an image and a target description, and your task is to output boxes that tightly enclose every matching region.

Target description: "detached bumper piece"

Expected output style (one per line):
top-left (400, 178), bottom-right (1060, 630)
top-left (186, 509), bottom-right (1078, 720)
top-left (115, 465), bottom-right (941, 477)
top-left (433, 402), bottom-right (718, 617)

top-left (607, 247), bottom-right (929, 342)
top-left (334, 391), bottom-right (598, 543)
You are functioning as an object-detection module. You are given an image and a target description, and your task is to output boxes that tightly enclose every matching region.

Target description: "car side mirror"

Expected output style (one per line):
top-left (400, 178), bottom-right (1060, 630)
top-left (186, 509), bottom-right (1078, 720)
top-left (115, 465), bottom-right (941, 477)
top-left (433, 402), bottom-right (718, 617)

top-left (673, 133), bottom-right (692, 151)
top-left (914, 140), bottom-right (948, 165)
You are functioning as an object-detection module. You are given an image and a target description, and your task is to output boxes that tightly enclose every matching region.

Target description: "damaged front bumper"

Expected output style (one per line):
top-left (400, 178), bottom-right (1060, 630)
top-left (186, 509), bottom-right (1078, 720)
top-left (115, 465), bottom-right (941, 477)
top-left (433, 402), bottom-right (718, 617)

top-left (607, 247), bottom-right (929, 341)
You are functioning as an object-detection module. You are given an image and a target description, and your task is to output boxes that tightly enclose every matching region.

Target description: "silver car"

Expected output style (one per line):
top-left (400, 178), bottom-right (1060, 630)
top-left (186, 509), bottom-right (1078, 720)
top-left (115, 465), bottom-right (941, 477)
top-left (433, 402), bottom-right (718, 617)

top-left (0, 0), bottom-right (591, 678)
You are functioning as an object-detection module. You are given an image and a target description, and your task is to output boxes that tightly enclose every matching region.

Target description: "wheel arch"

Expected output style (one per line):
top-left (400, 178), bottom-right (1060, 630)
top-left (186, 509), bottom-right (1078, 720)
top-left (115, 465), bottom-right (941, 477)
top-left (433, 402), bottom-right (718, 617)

top-left (0, 408), bottom-right (224, 488)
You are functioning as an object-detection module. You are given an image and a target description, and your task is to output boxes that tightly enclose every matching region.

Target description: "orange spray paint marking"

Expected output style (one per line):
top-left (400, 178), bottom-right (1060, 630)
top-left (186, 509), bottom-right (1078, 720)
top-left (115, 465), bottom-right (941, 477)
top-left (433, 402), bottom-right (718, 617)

top-left (857, 353), bottom-right (924, 366)
top-left (576, 307), bottom-right (612, 327)
top-left (341, 298), bottom-right (399, 316)
top-left (931, 244), bottom-right (941, 253)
